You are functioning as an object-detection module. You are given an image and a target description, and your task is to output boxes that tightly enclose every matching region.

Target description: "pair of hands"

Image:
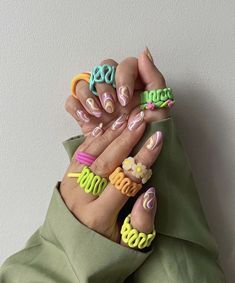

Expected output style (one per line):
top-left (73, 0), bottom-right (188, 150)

top-left (61, 49), bottom-right (170, 249)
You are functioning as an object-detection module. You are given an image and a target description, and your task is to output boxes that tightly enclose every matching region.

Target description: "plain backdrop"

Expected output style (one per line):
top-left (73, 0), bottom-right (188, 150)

top-left (0, 1), bottom-right (234, 282)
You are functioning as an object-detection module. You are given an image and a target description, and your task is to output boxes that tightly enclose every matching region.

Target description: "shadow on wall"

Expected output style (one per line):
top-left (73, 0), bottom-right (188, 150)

top-left (171, 79), bottom-right (234, 282)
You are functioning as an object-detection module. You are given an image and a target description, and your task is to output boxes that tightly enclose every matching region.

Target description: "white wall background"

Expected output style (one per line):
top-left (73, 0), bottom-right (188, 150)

top-left (0, 0), bottom-right (234, 281)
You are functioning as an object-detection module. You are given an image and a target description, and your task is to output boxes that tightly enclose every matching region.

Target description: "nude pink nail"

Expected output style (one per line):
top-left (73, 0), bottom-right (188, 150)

top-left (118, 86), bottom-right (130, 106)
top-left (146, 131), bottom-right (163, 150)
top-left (92, 123), bottom-right (103, 137)
top-left (143, 187), bottom-right (156, 211)
top-left (128, 111), bottom-right (144, 131)
top-left (101, 93), bottom-right (114, 113)
top-left (111, 113), bottom-right (128, 130)
top-left (76, 110), bottom-right (90, 123)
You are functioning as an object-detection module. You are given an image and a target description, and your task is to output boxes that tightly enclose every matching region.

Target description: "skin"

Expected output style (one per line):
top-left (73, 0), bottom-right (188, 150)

top-left (61, 49), bottom-right (171, 249)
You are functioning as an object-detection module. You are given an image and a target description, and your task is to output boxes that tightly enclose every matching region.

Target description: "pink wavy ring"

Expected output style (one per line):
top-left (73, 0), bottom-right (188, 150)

top-left (76, 151), bottom-right (96, 166)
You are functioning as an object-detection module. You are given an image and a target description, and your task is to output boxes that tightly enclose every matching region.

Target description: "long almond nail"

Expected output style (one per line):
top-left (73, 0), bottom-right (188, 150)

top-left (118, 86), bottom-right (129, 106)
top-left (146, 131), bottom-right (163, 150)
top-left (144, 46), bottom-right (154, 63)
top-left (101, 93), bottom-right (114, 113)
top-left (111, 113), bottom-right (128, 130)
top-left (92, 123), bottom-right (103, 137)
top-left (86, 98), bottom-right (102, 117)
top-left (76, 110), bottom-right (90, 123)
top-left (128, 111), bottom-right (144, 131)
top-left (143, 187), bottom-right (156, 211)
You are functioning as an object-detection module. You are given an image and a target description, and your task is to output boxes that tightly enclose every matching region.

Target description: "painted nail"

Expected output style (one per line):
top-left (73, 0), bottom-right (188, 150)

top-left (76, 110), bottom-right (90, 123)
top-left (128, 111), bottom-right (144, 131)
top-left (86, 98), bottom-right (102, 117)
top-left (111, 113), bottom-right (128, 130)
top-left (146, 131), bottom-right (163, 150)
top-left (143, 187), bottom-right (156, 211)
top-left (144, 46), bottom-right (154, 63)
top-left (101, 93), bottom-right (114, 113)
top-left (118, 86), bottom-right (130, 106)
top-left (92, 123), bottom-right (103, 137)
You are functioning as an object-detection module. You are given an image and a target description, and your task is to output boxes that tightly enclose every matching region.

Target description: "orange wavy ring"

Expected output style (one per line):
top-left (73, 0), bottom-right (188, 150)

top-left (71, 72), bottom-right (91, 99)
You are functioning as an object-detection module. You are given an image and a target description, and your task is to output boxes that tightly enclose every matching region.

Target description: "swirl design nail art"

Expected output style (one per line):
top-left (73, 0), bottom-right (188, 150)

top-left (76, 110), bottom-right (90, 123)
top-left (111, 113), bottom-right (128, 130)
top-left (118, 86), bottom-right (129, 106)
top-left (146, 131), bottom-right (163, 150)
top-left (92, 123), bottom-right (103, 137)
top-left (102, 93), bottom-right (114, 113)
top-left (143, 187), bottom-right (155, 210)
top-left (128, 111), bottom-right (144, 131)
top-left (86, 98), bottom-right (102, 117)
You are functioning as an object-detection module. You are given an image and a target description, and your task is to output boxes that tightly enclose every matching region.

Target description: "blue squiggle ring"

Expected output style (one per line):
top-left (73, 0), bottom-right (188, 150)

top-left (89, 64), bottom-right (116, 96)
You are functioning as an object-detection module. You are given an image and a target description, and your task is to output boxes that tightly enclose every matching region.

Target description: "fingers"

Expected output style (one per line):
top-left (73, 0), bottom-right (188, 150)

top-left (95, 125), bottom-right (163, 216)
top-left (138, 48), bottom-right (171, 121)
top-left (115, 57), bottom-right (139, 106)
top-left (75, 80), bottom-right (103, 118)
top-left (120, 187), bottom-right (157, 249)
top-left (95, 59), bottom-right (118, 114)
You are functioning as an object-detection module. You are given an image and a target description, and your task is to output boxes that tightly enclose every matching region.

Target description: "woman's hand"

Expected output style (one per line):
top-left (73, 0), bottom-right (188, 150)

top-left (60, 107), bottom-right (163, 249)
top-left (65, 49), bottom-right (170, 136)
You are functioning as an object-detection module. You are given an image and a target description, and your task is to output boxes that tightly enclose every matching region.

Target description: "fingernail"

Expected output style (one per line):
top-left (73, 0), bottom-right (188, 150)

top-left (128, 111), bottom-right (144, 131)
top-left (111, 113), bottom-right (128, 130)
top-left (118, 86), bottom-right (130, 106)
top-left (146, 131), bottom-right (163, 150)
top-left (144, 46), bottom-right (154, 63)
top-left (101, 93), bottom-right (115, 113)
top-left (86, 98), bottom-right (102, 117)
top-left (143, 187), bottom-right (156, 211)
top-left (76, 110), bottom-right (90, 123)
top-left (92, 123), bottom-right (103, 137)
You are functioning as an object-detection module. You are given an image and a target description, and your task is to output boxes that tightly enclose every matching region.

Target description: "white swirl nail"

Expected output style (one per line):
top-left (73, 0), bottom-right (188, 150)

top-left (92, 123), bottom-right (103, 137)
top-left (143, 187), bottom-right (155, 210)
top-left (102, 93), bottom-right (114, 113)
top-left (86, 98), bottom-right (102, 117)
top-left (111, 113), bottom-right (128, 130)
top-left (76, 110), bottom-right (90, 123)
top-left (118, 86), bottom-right (129, 106)
top-left (128, 111), bottom-right (144, 131)
top-left (146, 131), bottom-right (163, 150)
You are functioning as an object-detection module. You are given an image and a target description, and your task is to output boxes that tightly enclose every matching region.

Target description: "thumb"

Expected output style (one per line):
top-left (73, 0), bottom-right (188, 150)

top-left (120, 187), bottom-right (157, 250)
top-left (138, 47), bottom-right (166, 90)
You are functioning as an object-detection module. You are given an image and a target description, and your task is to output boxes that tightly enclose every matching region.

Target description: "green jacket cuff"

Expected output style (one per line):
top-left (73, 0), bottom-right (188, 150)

top-left (40, 184), bottom-right (152, 283)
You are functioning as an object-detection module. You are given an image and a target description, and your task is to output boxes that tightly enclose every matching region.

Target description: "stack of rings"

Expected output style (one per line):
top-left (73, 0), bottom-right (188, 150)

top-left (67, 166), bottom-right (108, 196)
top-left (121, 214), bottom-right (156, 249)
top-left (140, 88), bottom-right (175, 110)
top-left (76, 151), bottom-right (96, 166)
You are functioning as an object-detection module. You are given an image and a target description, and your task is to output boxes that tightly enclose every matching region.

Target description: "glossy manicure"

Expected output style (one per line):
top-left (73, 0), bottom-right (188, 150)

top-left (118, 86), bottom-right (130, 106)
top-left (146, 131), bottom-right (163, 150)
top-left (86, 98), bottom-right (102, 117)
top-left (101, 93), bottom-right (114, 113)
top-left (76, 110), bottom-right (90, 123)
top-left (144, 46), bottom-right (154, 63)
top-left (143, 187), bottom-right (156, 211)
top-left (111, 113), bottom-right (128, 130)
top-left (92, 123), bottom-right (103, 137)
top-left (128, 111), bottom-right (144, 131)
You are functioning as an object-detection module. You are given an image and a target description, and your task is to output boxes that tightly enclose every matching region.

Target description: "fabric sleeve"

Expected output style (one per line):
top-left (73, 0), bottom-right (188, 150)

top-left (62, 117), bottom-right (226, 283)
top-left (0, 183), bottom-right (152, 283)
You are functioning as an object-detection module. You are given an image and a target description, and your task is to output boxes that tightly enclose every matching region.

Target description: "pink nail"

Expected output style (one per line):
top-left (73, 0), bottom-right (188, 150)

top-left (146, 131), bottom-right (163, 150)
top-left (128, 111), bottom-right (144, 131)
top-left (111, 113), bottom-right (128, 130)
top-left (101, 93), bottom-right (114, 113)
top-left (118, 86), bottom-right (129, 106)
top-left (92, 123), bottom-right (103, 137)
top-left (76, 110), bottom-right (90, 123)
top-left (86, 98), bottom-right (102, 117)
top-left (143, 187), bottom-right (156, 210)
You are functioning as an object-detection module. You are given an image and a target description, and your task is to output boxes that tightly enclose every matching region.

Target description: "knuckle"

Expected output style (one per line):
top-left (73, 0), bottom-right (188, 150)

top-left (64, 96), bottom-right (74, 112)
top-left (100, 58), bottom-right (117, 66)
top-left (91, 158), bottom-right (111, 178)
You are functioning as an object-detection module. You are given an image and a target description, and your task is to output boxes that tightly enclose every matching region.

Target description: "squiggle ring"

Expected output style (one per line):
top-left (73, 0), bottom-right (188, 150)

top-left (68, 166), bottom-right (107, 196)
top-left (76, 151), bottom-right (96, 166)
top-left (122, 157), bottom-right (152, 184)
top-left (71, 72), bottom-right (91, 99)
top-left (109, 167), bottom-right (142, 197)
top-left (140, 87), bottom-right (175, 110)
top-left (121, 214), bottom-right (156, 249)
top-left (89, 65), bottom-right (116, 96)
